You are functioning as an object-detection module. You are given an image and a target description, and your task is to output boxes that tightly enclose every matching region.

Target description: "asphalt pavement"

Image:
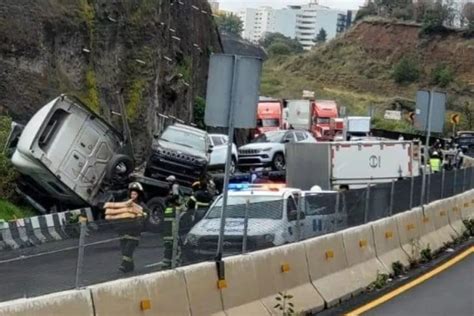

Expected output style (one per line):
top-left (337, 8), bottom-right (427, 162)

top-left (0, 231), bottom-right (168, 302)
top-left (364, 251), bottom-right (474, 316)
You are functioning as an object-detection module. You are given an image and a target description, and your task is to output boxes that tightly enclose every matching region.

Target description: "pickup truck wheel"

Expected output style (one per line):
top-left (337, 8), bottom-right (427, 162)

top-left (229, 156), bottom-right (237, 174)
top-left (272, 153), bottom-right (286, 171)
top-left (105, 154), bottom-right (134, 184)
top-left (145, 197), bottom-right (166, 233)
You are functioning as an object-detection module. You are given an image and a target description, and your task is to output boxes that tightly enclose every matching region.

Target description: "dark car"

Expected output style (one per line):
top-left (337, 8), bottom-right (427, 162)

top-left (145, 124), bottom-right (211, 187)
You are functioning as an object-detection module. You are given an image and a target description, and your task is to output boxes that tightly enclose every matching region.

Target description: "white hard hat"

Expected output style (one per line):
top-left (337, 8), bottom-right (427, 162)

top-left (433, 151), bottom-right (439, 156)
top-left (310, 185), bottom-right (322, 192)
top-left (166, 175), bottom-right (176, 182)
top-left (128, 182), bottom-right (144, 192)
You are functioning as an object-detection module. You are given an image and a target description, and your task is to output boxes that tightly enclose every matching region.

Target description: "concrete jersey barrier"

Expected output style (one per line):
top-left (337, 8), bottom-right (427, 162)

top-left (432, 199), bottom-right (459, 245)
top-left (181, 262), bottom-right (225, 316)
top-left (303, 232), bottom-right (360, 307)
top-left (221, 255), bottom-right (270, 315)
top-left (0, 289), bottom-right (93, 316)
top-left (395, 208), bottom-right (423, 261)
top-left (342, 224), bottom-right (388, 289)
top-left (250, 242), bottom-right (325, 314)
top-left (417, 204), bottom-right (444, 253)
top-left (371, 216), bottom-right (410, 273)
top-left (461, 190), bottom-right (474, 220)
top-left (448, 195), bottom-right (467, 235)
top-left (90, 269), bottom-right (190, 316)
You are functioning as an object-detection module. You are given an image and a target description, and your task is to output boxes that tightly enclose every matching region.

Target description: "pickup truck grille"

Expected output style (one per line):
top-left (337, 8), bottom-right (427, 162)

top-left (145, 153), bottom-right (205, 187)
top-left (198, 236), bottom-right (257, 252)
top-left (239, 149), bottom-right (260, 155)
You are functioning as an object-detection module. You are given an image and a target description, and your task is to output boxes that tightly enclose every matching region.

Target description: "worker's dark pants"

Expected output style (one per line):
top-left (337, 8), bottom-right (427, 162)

top-left (114, 219), bottom-right (143, 266)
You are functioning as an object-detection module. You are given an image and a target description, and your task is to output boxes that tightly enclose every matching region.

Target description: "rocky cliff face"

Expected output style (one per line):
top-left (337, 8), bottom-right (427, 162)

top-left (0, 0), bottom-right (221, 161)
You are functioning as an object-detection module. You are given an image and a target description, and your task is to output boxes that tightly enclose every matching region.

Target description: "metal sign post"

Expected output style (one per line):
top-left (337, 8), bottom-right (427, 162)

top-left (204, 54), bottom-right (262, 264)
top-left (419, 90), bottom-right (434, 208)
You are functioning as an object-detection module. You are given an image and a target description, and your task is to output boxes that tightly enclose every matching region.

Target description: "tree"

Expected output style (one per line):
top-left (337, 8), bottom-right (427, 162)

top-left (392, 56), bottom-right (420, 84)
top-left (267, 43), bottom-right (292, 56)
top-left (463, 3), bottom-right (474, 30)
top-left (354, 2), bottom-right (378, 21)
top-left (259, 32), bottom-right (303, 54)
top-left (315, 28), bottom-right (327, 44)
top-left (215, 13), bottom-right (243, 37)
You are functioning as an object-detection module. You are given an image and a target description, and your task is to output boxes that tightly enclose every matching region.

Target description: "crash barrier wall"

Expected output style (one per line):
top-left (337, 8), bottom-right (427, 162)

top-left (0, 289), bottom-right (94, 316)
top-left (0, 208), bottom-right (94, 251)
top-left (1, 189), bottom-right (473, 316)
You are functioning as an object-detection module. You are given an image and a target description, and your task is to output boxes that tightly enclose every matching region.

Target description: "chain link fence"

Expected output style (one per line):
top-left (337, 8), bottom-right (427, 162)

top-left (0, 166), bottom-right (473, 302)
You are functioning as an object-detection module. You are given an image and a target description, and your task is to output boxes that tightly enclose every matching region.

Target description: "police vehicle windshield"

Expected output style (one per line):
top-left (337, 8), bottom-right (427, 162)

top-left (206, 196), bottom-right (283, 220)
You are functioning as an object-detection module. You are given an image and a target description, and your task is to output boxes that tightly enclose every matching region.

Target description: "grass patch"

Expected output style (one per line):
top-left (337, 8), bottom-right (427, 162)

top-left (126, 79), bottom-right (146, 121)
top-left (83, 68), bottom-right (100, 113)
top-left (0, 200), bottom-right (35, 221)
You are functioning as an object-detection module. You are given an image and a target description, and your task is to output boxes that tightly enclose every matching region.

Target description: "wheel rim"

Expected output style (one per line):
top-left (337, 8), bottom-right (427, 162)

top-left (149, 207), bottom-right (162, 225)
top-left (274, 155), bottom-right (285, 170)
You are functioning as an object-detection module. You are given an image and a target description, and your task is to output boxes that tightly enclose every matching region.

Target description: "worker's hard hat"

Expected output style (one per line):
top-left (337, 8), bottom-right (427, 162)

top-left (166, 175), bottom-right (176, 182)
top-left (128, 182), bottom-right (144, 192)
top-left (310, 185), bottom-right (322, 192)
top-left (192, 181), bottom-right (201, 189)
top-left (433, 151), bottom-right (439, 156)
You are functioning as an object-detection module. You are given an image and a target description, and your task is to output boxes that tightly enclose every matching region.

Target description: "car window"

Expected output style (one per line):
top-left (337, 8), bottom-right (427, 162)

top-left (287, 196), bottom-right (297, 214)
top-left (221, 136), bottom-right (228, 145)
top-left (283, 132), bottom-right (295, 143)
top-left (211, 136), bottom-right (224, 146)
top-left (295, 132), bottom-right (306, 141)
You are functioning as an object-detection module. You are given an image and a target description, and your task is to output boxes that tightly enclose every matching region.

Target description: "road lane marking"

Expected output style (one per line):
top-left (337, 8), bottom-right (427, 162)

top-left (346, 246), bottom-right (474, 316)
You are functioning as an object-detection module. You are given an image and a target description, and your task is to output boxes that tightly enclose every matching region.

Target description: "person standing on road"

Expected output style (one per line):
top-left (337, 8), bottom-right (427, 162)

top-left (429, 151), bottom-right (442, 173)
top-left (105, 182), bottom-right (147, 273)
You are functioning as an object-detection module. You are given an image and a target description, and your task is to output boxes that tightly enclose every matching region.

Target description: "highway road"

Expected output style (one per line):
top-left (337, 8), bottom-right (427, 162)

top-left (351, 248), bottom-right (474, 316)
top-left (0, 231), bottom-right (170, 302)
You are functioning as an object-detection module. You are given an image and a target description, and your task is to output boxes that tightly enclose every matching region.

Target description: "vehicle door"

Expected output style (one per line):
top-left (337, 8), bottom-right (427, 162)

top-left (285, 192), bottom-right (305, 242)
top-left (283, 131), bottom-right (297, 144)
top-left (295, 131), bottom-right (306, 143)
top-left (302, 192), bottom-right (343, 238)
top-left (209, 135), bottom-right (226, 166)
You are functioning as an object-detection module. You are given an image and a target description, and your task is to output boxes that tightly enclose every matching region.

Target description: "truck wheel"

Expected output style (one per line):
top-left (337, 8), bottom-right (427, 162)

top-left (272, 153), bottom-right (286, 171)
top-left (145, 197), bottom-right (166, 233)
top-left (105, 154), bottom-right (134, 184)
top-left (229, 156), bottom-right (237, 174)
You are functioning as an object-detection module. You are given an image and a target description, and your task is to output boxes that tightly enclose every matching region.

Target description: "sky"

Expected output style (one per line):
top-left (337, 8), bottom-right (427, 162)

top-left (218, 0), bottom-right (366, 11)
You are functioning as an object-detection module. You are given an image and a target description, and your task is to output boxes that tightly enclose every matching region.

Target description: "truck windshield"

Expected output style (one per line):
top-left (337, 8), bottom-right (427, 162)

top-left (161, 128), bottom-right (206, 152)
top-left (316, 117), bottom-right (331, 124)
top-left (252, 131), bottom-right (285, 143)
top-left (206, 196), bottom-right (283, 219)
top-left (257, 119), bottom-right (280, 127)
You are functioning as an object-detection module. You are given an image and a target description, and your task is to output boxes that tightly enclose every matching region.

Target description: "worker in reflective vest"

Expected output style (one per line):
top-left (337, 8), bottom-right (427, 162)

top-left (161, 194), bottom-right (185, 270)
top-left (429, 151), bottom-right (442, 173)
top-left (105, 182), bottom-right (147, 273)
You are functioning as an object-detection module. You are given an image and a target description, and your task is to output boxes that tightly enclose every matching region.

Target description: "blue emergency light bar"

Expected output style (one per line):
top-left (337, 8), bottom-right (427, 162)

top-left (228, 183), bottom-right (250, 191)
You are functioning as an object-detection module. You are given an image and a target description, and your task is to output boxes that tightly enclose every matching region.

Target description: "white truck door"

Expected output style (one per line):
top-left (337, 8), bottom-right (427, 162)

top-left (285, 193), bottom-right (305, 242)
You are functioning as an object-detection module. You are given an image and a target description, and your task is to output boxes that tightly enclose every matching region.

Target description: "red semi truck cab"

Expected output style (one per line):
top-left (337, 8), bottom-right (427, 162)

top-left (311, 100), bottom-right (339, 141)
top-left (254, 101), bottom-right (283, 138)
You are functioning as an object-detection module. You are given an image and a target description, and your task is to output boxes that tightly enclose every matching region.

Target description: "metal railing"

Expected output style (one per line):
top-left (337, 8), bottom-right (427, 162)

top-left (0, 166), bottom-right (473, 302)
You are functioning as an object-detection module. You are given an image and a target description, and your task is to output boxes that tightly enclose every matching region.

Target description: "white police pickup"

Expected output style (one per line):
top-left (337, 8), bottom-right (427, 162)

top-left (183, 184), bottom-right (344, 259)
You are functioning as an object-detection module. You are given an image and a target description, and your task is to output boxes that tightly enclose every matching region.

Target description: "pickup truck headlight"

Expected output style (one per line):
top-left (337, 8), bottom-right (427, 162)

top-left (185, 234), bottom-right (199, 246)
top-left (262, 147), bottom-right (272, 152)
top-left (263, 234), bottom-right (275, 243)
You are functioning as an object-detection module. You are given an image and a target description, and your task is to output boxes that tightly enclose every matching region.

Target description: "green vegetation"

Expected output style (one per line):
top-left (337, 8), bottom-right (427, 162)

top-left (178, 56), bottom-right (193, 83)
top-left (0, 116), bottom-right (20, 202)
top-left (215, 13), bottom-right (243, 37)
top-left (420, 246), bottom-right (433, 263)
top-left (0, 200), bottom-right (35, 221)
top-left (193, 96), bottom-right (206, 129)
top-left (126, 79), bottom-right (146, 121)
top-left (462, 219), bottom-right (474, 237)
top-left (315, 28), bottom-right (327, 44)
top-left (268, 43), bottom-right (292, 56)
top-left (392, 56), bottom-right (420, 84)
top-left (391, 261), bottom-right (405, 277)
top-left (431, 64), bottom-right (454, 88)
top-left (368, 272), bottom-right (390, 291)
top-left (84, 68), bottom-right (100, 113)
top-left (259, 33), bottom-right (304, 55)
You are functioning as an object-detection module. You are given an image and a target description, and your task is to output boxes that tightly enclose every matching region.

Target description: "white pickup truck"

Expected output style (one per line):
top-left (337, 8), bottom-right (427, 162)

top-left (183, 184), bottom-right (342, 258)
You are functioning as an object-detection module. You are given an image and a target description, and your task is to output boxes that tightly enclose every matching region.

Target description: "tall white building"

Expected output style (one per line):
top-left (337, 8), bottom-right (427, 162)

top-left (238, 1), bottom-right (353, 49)
top-left (290, 3), bottom-right (347, 50)
top-left (239, 7), bottom-right (297, 43)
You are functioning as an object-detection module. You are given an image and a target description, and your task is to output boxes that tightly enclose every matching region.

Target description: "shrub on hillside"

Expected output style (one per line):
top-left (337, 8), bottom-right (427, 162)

top-left (268, 43), bottom-right (292, 56)
top-left (431, 64), bottom-right (454, 87)
top-left (0, 116), bottom-right (20, 202)
top-left (392, 56), bottom-right (420, 84)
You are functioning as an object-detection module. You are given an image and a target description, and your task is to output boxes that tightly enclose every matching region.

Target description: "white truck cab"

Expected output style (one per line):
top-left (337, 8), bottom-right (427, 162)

top-left (183, 184), bottom-right (342, 258)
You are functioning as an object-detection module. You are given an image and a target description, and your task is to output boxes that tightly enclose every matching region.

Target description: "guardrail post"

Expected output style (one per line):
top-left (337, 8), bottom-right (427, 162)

top-left (453, 168), bottom-right (458, 195)
top-left (75, 222), bottom-right (86, 289)
top-left (389, 180), bottom-right (395, 216)
top-left (334, 192), bottom-right (340, 232)
top-left (409, 176), bottom-right (415, 209)
top-left (364, 184), bottom-right (370, 223)
top-left (426, 173), bottom-right (431, 204)
top-left (441, 168), bottom-right (445, 198)
top-left (296, 196), bottom-right (302, 242)
top-left (242, 200), bottom-right (249, 254)
top-left (462, 167), bottom-right (466, 192)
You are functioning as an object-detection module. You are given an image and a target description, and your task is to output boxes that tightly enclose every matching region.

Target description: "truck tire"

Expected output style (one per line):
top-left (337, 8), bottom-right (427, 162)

top-left (145, 197), bottom-right (166, 233)
top-left (105, 154), bottom-right (134, 184)
top-left (230, 156), bottom-right (237, 174)
top-left (272, 153), bottom-right (286, 171)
